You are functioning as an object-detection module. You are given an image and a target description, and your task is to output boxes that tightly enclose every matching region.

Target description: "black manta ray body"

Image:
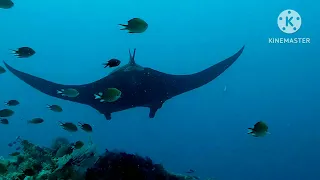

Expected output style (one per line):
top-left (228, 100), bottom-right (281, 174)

top-left (3, 46), bottom-right (245, 120)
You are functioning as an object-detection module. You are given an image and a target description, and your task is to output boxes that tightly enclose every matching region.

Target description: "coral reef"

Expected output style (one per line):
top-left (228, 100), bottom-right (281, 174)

top-left (0, 137), bottom-right (197, 180)
top-left (0, 137), bottom-right (96, 180)
top-left (85, 150), bottom-right (195, 180)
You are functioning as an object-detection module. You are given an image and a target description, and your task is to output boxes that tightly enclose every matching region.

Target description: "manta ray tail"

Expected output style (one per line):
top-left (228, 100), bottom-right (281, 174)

top-left (3, 61), bottom-right (84, 103)
top-left (129, 48), bottom-right (136, 65)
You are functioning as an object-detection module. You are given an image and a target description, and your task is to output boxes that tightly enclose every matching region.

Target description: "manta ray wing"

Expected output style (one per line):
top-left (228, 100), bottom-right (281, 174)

top-left (3, 61), bottom-right (99, 104)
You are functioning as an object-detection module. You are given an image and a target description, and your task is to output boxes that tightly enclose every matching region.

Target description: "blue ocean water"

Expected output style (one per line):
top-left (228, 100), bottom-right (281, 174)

top-left (0, 0), bottom-right (319, 179)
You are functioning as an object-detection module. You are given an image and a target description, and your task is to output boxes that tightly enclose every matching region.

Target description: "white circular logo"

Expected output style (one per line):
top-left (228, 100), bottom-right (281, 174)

top-left (277, 9), bottom-right (302, 34)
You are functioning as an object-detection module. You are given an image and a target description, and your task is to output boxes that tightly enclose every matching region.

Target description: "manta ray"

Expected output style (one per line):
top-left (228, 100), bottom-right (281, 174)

top-left (3, 46), bottom-right (245, 120)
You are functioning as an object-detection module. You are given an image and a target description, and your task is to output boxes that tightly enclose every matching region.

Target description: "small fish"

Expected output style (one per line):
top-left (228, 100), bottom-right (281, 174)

top-left (59, 121), bottom-right (78, 132)
top-left (94, 88), bottom-right (122, 103)
top-left (103, 59), bottom-right (121, 68)
top-left (0, 66), bottom-right (6, 74)
top-left (0, 0), bottom-right (14, 9)
top-left (9, 152), bottom-right (20, 156)
top-left (248, 121), bottom-right (270, 137)
top-left (16, 146), bottom-right (21, 151)
top-left (73, 141), bottom-right (84, 149)
top-left (78, 122), bottom-right (93, 133)
top-left (8, 143), bottom-right (13, 147)
top-left (23, 168), bottom-right (36, 176)
top-left (0, 118), bottom-right (9, 124)
top-left (57, 88), bottom-right (79, 98)
top-left (186, 169), bottom-right (195, 173)
top-left (119, 18), bottom-right (148, 33)
top-left (224, 85), bottom-right (227, 92)
top-left (46, 104), bottom-right (63, 112)
top-left (0, 109), bottom-right (14, 117)
top-left (27, 118), bottom-right (44, 124)
top-left (10, 47), bottom-right (35, 58)
top-left (5, 100), bottom-right (19, 106)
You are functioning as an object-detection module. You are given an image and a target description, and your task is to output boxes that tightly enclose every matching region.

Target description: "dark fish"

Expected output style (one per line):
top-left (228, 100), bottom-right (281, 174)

top-left (46, 104), bottom-right (63, 112)
top-left (16, 146), bottom-right (21, 151)
top-left (0, 118), bottom-right (9, 124)
top-left (9, 152), bottom-right (20, 156)
top-left (186, 169), bottom-right (195, 173)
top-left (8, 142), bottom-right (13, 147)
top-left (248, 121), bottom-right (270, 137)
top-left (0, 66), bottom-right (6, 74)
top-left (103, 59), bottom-right (121, 68)
top-left (10, 47), bottom-right (35, 58)
top-left (78, 122), bottom-right (93, 133)
top-left (0, 109), bottom-right (14, 117)
top-left (73, 140), bottom-right (84, 149)
top-left (119, 18), bottom-right (148, 33)
top-left (27, 118), bottom-right (44, 124)
top-left (23, 168), bottom-right (36, 176)
top-left (0, 0), bottom-right (14, 9)
top-left (5, 100), bottom-right (19, 106)
top-left (59, 121), bottom-right (78, 132)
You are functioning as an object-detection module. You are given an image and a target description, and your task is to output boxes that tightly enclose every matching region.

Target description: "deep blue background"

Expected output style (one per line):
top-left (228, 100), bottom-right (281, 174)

top-left (1, 0), bottom-right (319, 179)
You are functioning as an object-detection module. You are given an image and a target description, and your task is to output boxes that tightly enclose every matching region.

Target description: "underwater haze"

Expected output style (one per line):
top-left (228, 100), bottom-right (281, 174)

top-left (1, 0), bottom-right (319, 179)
